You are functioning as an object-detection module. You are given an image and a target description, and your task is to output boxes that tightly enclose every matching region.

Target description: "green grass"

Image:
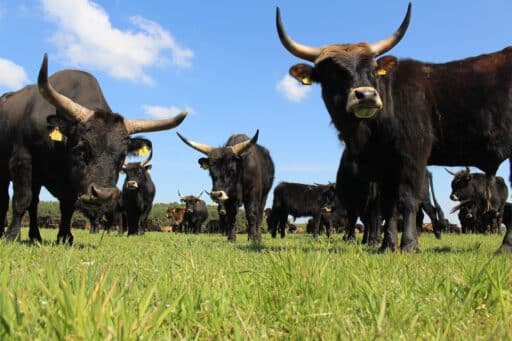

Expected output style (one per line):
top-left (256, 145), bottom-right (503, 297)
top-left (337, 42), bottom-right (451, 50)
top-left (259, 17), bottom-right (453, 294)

top-left (0, 230), bottom-right (511, 339)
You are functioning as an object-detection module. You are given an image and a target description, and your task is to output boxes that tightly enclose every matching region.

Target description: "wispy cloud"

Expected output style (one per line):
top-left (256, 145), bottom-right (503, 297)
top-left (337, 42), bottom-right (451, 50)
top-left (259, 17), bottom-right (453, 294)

top-left (0, 58), bottom-right (29, 90)
top-left (142, 104), bottom-right (194, 118)
top-left (276, 74), bottom-right (311, 102)
top-left (41, 0), bottom-right (194, 85)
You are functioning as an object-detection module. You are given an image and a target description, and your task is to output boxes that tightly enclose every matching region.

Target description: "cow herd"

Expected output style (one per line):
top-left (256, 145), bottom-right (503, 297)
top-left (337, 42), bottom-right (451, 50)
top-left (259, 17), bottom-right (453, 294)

top-left (1, 3), bottom-right (512, 253)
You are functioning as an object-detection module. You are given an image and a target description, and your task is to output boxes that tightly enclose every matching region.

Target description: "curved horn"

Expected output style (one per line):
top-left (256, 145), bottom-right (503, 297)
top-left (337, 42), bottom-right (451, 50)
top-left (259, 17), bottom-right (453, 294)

top-left (38, 53), bottom-right (95, 123)
top-left (369, 3), bottom-right (412, 56)
top-left (197, 190), bottom-right (204, 199)
top-left (276, 7), bottom-right (322, 62)
top-left (445, 168), bottom-right (456, 176)
top-left (231, 130), bottom-right (259, 155)
top-left (177, 190), bottom-right (183, 199)
top-left (125, 111), bottom-right (187, 135)
top-left (176, 132), bottom-right (214, 155)
top-left (140, 148), bottom-right (153, 167)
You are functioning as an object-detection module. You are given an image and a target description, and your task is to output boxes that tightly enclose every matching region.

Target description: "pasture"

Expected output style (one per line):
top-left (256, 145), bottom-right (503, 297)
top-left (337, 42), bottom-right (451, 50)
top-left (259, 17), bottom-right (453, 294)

top-left (1, 229), bottom-right (511, 339)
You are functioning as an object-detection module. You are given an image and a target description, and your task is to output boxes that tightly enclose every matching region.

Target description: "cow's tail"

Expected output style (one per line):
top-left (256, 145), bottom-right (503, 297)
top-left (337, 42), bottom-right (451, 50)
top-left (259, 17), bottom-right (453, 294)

top-left (428, 171), bottom-right (445, 221)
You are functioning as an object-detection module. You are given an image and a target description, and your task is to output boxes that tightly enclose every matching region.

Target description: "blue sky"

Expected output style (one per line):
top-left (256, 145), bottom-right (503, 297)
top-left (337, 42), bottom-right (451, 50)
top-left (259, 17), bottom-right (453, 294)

top-left (1, 0), bottom-right (511, 224)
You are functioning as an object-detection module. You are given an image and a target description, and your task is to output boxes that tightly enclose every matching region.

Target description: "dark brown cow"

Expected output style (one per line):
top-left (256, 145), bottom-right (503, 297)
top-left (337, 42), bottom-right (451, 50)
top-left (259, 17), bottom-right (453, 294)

top-left (166, 206), bottom-right (186, 232)
top-left (276, 4), bottom-right (512, 253)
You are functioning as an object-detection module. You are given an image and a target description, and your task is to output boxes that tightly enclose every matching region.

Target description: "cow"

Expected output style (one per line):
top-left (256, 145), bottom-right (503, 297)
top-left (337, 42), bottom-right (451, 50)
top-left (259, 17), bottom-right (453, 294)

top-left (0, 54), bottom-right (187, 245)
top-left (178, 191), bottom-right (208, 233)
top-left (166, 206), bottom-right (186, 232)
top-left (206, 219), bottom-right (222, 234)
top-left (448, 168), bottom-right (508, 234)
top-left (37, 215), bottom-right (58, 229)
top-left (276, 4), bottom-right (512, 252)
top-left (120, 152), bottom-right (155, 235)
top-left (268, 182), bottom-right (336, 239)
top-left (177, 131), bottom-right (274, 242)
top-left (71, 218), bottom-right (87, 230)
top-left (451, 200), bottom-right (479, 234)
top-left (145, 218), bottom-right (161, 232)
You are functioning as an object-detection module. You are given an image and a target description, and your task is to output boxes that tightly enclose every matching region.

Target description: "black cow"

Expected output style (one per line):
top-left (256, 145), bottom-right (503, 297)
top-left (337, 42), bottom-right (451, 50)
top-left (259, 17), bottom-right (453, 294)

top-left (206, 219), bottom-right (222, 234)
top-left (177, 131), bottom-right (274, 242)
top-left (179, 192), bottom-right (208, 233)
top-left (449, 168), bottom-right (508, 234)
top-left (0, 54), bottom-right (186, 244)
top-left (451, 200), bottom-right (479, 234)
top-left (269, 182), bottom-right (336, 238)
top-left (121, 154), bottom-right (155, 235)
top-left (276, 4), bottom-right (512, 252)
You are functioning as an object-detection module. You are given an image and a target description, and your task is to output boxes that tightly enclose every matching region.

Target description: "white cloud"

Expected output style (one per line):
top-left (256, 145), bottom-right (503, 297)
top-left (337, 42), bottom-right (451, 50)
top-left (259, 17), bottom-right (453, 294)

top-left (41, 0), bottom-right (194, 85)
top-left (142, 105), bottom-right (194, 119)
top-left (0, 58), bottom-right (29, 90)
top-left (276, 74), bottom-right (311, 102)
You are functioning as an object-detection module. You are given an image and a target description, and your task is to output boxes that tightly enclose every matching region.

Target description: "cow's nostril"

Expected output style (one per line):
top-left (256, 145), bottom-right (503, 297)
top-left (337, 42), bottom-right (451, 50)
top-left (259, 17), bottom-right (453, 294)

top-left (355, 90), bottom-right (365, 100)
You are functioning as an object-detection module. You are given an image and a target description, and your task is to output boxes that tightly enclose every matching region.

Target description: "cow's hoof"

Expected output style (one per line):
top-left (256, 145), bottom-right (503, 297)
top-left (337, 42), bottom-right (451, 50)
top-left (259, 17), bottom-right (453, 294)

top-left (496, 244), bottom-right (512, 254)
top-left (434, 231), bottom-right (442, 240)
top-left (367, 239), bottom-right (380, 248)
top-left (400, 241), bottom-right (418, 252)
top-left (379, 244), bottom-right (397, 253)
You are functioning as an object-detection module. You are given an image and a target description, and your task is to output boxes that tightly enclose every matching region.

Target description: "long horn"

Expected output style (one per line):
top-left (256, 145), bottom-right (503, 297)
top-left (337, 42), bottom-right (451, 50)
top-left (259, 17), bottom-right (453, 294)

top-left (450, 199), bottom-right (472, 214)
top-left (231, 130), bottom-right (259, 155)
top-left (276, 7), bottom-right (322, 62)
top-left (197, 191), bottom-right (204, 199)
top-left (177, 190), bottom-right (183, 199)
top-left (444, 168), bottom-right (456, 176)
top-left (125, 111), bottom-right (187, 135)
top-left (369, 3), bottom-right (412, 56)
top-left (38, 53), bottom-right (95, 123)
top-left (176, 132), bottom-right (214, 155)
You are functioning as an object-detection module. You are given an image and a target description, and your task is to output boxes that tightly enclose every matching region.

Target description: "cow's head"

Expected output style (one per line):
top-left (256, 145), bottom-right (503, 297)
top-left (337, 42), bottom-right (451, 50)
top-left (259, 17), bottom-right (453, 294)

top-left (177, 131), bottom-right (258, 203)
top-left (276, 4), bottom-right (411, 120)
top-left (446, 167), bottom-right (473, 201)
top-left (38, 54), bottom-right (187, 213)
top-left (319, 183), bottom-right (337, 212)
top-left (178, 191), bottom-right (204, 214)
top-left (121, 151), bottom-right (152, 192)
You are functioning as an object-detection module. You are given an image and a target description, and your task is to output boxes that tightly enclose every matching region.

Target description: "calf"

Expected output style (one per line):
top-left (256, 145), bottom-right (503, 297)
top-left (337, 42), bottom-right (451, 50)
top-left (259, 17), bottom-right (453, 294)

top-left (121, 155), bottom-right (155, 235)
top-left (179, 192), bottom-right (208, 233)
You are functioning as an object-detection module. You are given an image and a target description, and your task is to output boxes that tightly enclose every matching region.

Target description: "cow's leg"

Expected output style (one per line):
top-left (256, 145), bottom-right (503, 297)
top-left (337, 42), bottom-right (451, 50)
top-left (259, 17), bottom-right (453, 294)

top-left (257, 194), bottom-right (268, 234)
top-left (57, 198), bottom-right (75, 245)
top-left (7, 150), bottom-right (33, 241)
top-left (126, 210), bottom-right (139, 236)
top-left (28, 185), bottom-right (42, 242)
top-left (225, 202), bottom-right (238, 242)
top-left (278, 215), bottom-right (287, 238)
top-left (139, 206), bottom-right (152, 235)
top-left (379, 184), bottom-right (398, 252)
top-left (416, 207), bottom-right (425, 235)
top-left (500, 205), bottom-right (512, 253)
top-left (398, 179), bottom-right (421, 252)
top-left (324, 217), bottom-right (332, 238)
top-left (269, 210), bottom-right (280, 238)
top-left (244, 199), bottom-right (260, 242)
top-left (0, 179), bottom-right (10, 238)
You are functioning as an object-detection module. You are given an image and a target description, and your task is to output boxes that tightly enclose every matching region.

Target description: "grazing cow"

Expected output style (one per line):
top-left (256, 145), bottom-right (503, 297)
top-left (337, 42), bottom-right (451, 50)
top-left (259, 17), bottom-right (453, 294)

top-left (121, 153), bottom-right (155, 235)
top-left (177, 131), bottom-right (274, 242)
top-left (0, 54), bottom-right (186, 244)
top-left (179, 192), bottom-right (208, 233)
top-left (268, 182), bottom-right (336, 238)
top-left (448, 168), bottom-right (508, 234)
top-left (37, 215), bottom-right (58, 229)
top-left (276, 4), bottom-right (512, 252)
top-left (166, 206), bottom-right (186, 232)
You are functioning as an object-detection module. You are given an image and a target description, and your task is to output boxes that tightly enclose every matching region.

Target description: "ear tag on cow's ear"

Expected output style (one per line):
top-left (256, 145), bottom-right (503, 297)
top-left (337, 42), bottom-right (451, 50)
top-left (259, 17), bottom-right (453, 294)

top-left (137, 144), bottom-right (150, 157)
top-left (301, 76), bottom-right (313, 85)
top-left (376, 69), bottom-right (387, 76)
top-left (49, 127), bottom-right (63, 142)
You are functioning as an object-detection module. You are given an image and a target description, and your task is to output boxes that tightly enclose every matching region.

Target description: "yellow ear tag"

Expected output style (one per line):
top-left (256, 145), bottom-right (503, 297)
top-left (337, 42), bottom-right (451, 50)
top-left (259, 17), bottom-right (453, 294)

top-left (301, 76), bottom-right (313, 85)
top-left (376, 69), bottom-right (387, 76)
top-left (49, 127), bottom-right (63, 142)
top-left (137, 144), bottom-right (150, 157)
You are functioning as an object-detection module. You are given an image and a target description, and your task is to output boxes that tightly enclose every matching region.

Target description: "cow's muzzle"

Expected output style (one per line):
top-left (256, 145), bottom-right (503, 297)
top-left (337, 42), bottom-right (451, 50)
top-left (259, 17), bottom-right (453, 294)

top-left (450, 194), bottom-right (459, 201)
top-left (210, 190), bottom-right (229, 202)
top-left (126, 181), bottom-right (139, 190)
top-left (322, 207), bottom-right (332, 213)
top-left (346, 87), bottom-right (383, 118)
top-left (77, 184), bottom-right (120, 210)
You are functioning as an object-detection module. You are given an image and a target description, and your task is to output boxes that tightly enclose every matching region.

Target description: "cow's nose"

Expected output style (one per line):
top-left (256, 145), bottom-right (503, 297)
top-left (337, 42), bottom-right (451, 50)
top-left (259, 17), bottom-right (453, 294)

top-left (126, 180), bottom-right (138, 189)
top-left (354, 88), bottom-right (377, 100)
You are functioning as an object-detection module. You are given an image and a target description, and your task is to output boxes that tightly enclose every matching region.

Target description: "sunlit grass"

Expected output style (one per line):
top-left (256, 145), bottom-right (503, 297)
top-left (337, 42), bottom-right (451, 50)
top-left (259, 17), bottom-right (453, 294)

top-left (0, 230), bottom-right (511, 339)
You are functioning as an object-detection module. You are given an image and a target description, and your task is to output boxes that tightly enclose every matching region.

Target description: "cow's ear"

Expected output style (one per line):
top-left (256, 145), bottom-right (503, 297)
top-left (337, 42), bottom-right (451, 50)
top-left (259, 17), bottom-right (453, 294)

top-left (198, 157), bottom-right (209, 170)
top-left (144, 165), bottom-right (152, 173)
top-left (47, 115), bottom-right (69, 142)
top-left (128, 138), bottom-right (152, 157)
top-left (375, 55), bottom-right (398, 76)
top-left (289, 63), bottom-right (316, 85)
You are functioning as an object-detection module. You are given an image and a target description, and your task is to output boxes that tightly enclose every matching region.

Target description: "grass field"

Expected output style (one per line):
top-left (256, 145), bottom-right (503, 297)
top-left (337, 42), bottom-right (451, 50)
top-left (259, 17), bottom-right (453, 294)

top-left (0, 229), bottom-right (511, 339)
